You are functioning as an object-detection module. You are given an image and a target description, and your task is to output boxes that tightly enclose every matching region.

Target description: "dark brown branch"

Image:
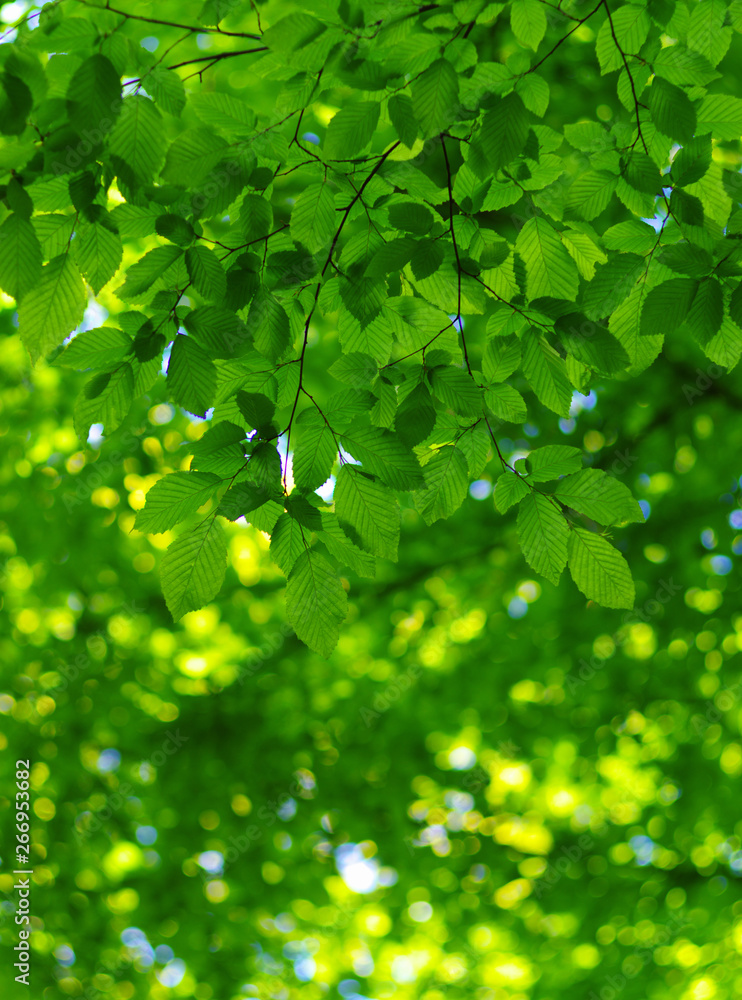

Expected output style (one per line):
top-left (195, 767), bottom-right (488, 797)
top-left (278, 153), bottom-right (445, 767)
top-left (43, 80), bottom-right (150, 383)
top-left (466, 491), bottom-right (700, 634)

top-left (526, 0), bottom-right (603, 75)
top-left (80, 0), bottom-right (263, 38)
top-left (441, 136), bottom-right (471, 374)
top-left (601, 0), bottom-right (648, 154)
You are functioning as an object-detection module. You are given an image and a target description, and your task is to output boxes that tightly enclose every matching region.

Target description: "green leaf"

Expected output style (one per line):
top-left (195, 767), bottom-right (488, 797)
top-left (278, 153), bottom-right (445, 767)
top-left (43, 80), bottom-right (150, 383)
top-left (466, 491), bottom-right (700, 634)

top-left (622, 152), bottom-right (660, 194)
top-left (517, 492), bottom-right (569, 585)
top-left (522, 332), bottom-right (573, 417)
top-left (32, 15), bottom-right (97, 49)
top-left (57, 326), bottom-right (131, 370)
top-left (370, 378), bottom-right (396, 428)
top-left (485, 383), bottom-right (527, 422)
top-left (609, 285), bottom-right (664, 373)
top-left (18, 255), bottom-right (86, 364)
top-left (285, 493), bottom-right (324, 530)
top-left (560, 230), bottom-right (607, 280)
top-left (602, 220), bottom-right (657, 254)
top-left (286, 549), bottom-right (347, 657)
top-left (687, 0), bottom-right (732, 68)
top-left (6, 177), bottom-right (33, 218)
top-left (479, 94), bottom-right (530, 172)
top-left (189, 92), bottom-right (255, 134)
top-left (108, 95), bottom-right (167, 187)
top-left (388, 202), bottom-right (434, 235)
top-left (167, 334), bottom-right (217, 417)
top-left (183, 307), bottom-right (249, 358)
top-left (412, 58), bottom-right (459, 137)
top-left (659, 244), bottom-right (713, 278)
top-left (148, 66), bottom-right (186, 116)
top-left (729, 283), bottom-right (742, 328)
top-left (225, 264), bottom-right (260, 313)
top-left (0, 213), bottom-right (42, 301)
top-left (483, 335), bottom-right (521, 382)
top-left (368, 297), bottom-right (443, 358)
top-left (291, 183), bottom-right (335, 254)
top-left (214, 356), bottom-right (278, 408)
top-left (334, 464), bottom-right (399, 559)
top-left (72, 217), bottom-right (123, 295)
top-left (190, 422), bottom-right (246, 476)
top-left (567, 524), bottom-right (635, 608)
top-left (339, 270), bottom-right (386, 327)
top-left (564, 120), bottom-right (610, 152)
top-left (567, 170), bottom-right (617, 221)
top-left (414, 446), bottom-right (469, 525)
top-left (527, 445), bottom-right (582, 482)
top-left (67, 171), bottom-right (98, 213)
top-left (654, 45), bottom-right (720, 86)
top-left (270, 513), bottom-right (307, 575)
top-left (686, 276), bottom-right (723, 345)
top-left (596, 5), bottom-right (651, 73)
top-left (33, 214), bottom-right (76, 259)
top-left (388, 93), bottom-right (418, 148)
top-left (247, 289), bottom-right (291, 363)
top-left (161, 518), bottom-right (227, 621)
top-left (245, 497), bottom-right (284, 533)
top-left (66, 54), bottom-right (121, 140)
top-left (186, 245), bottom-right (227, 301)
top-left (695, 94), bottom-right (742, 139)
top-left (240, 193), bottom-right (273, 241)
top-left (478, 240), bottom-right (511, 270)
top-left (324, 101), bottom-right (380, 158)
top-left (111, 203), bottom-right (161, 240)
top-left (340, 420), bottom-right (425, 490)
top-left (515, 74), bottom-right (550, 117)
top-left (116, 245), bottom-right (183, 300)
top-left (640, 278), bottom-right (697, 336)
top-left (429, 366), bottom-right (483, 417)
top-left (555, 313), bottom-right (631, 375)
top-left (671, 187), bottom-right (705, 228)
top-left (494, 471), bottom-right (530, 513)
top-left (649, 77), bottom-right (696, 143)
top-left (236, 391), bottom-right (275, 431)
top-left (409, 240), bottom-right (445, 281)
top-left (262, 11), bottom-right (327, 59)
top-left (511, 0), bottom-right (547, 50)
top-left (74, 363), bottom-right (135, 440)
top-left (0, 72), bottom-right (32, 136)
top-left (328, 352), bottom-right (378, 387)
top-left (672, 137), bottom-right (712, 187)
top-left (124, 317), bottom-right (163, 367)
top-left (515, 217), bottom-right (579, 301)
top-left (396, 383), bottom-right (437, 448)
top-left (365, 237), bottom-right (417, 277)
top-left (555, 468), bottom-right (644, 524)
top-left (583, 254), bottom-right (644, 320)
top-left (135, 471), bottom-right (222, 534)
top-left (200, 0), bottom-right (244, 25)
top-left (701, 311), bottom-right (742, 368)
top-left (162, 127), bottom-right (228, 187)
top-left (317, 513), bottom-right (376, 577)
top-left (217, 481), bottom-right (274, 520)
top-left (246, 442), bottom-right (282, 493)
top-left (293, 409), bottom-right (337, 491)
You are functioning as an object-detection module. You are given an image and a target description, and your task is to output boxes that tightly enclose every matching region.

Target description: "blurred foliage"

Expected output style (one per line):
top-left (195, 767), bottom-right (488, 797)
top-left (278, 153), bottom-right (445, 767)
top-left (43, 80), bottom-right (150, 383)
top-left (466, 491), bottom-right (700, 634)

top-left (1, 1), bottom-right (742, 1000)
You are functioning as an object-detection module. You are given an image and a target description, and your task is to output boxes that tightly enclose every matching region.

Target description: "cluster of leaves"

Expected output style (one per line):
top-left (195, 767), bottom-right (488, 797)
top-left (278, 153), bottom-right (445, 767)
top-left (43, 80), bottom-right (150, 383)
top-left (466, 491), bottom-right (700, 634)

top-left (2, 0), bottom-right (742, 654)
top-left (495, 443), bottom-right (643, 607)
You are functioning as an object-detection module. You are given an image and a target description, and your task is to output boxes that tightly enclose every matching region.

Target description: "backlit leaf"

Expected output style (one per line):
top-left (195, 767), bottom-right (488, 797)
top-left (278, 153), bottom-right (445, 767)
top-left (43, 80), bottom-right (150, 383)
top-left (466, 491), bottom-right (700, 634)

top-left (162, 518), bottom-right (227, 621)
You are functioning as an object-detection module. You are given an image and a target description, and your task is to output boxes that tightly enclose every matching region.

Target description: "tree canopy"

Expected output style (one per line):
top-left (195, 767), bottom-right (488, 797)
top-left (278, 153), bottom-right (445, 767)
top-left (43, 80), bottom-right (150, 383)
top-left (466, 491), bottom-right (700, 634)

top-left (1, 0), bottom-right (742, 998)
